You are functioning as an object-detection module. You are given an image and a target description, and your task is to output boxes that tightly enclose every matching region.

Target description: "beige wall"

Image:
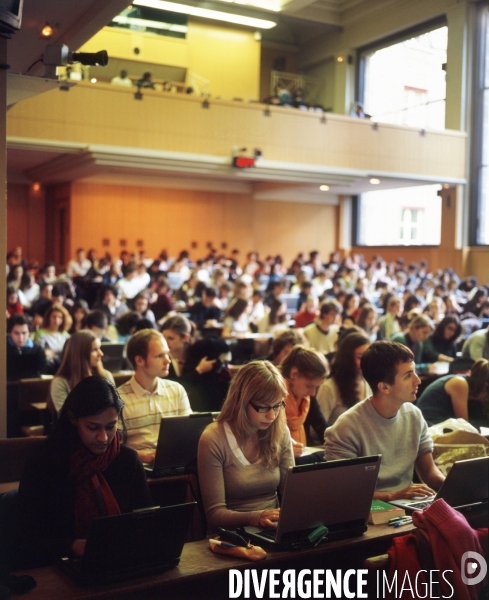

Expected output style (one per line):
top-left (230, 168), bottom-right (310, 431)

top-left (67, 182), bottom-right (337, 266)
top-left (79, 21), bottom-right (261, 101)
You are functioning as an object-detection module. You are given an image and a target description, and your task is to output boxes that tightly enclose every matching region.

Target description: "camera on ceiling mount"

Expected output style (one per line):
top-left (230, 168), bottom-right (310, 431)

top-left (43, 43), bottom-right (109, 79)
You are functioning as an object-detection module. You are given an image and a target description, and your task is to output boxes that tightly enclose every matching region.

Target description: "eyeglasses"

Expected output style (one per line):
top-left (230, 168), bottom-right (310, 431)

top-left (248, 401), bottom-right (286, 414)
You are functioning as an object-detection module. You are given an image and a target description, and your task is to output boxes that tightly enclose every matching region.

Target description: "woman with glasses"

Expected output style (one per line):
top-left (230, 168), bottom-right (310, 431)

top-left (197, 361), bottom-right (294, 530)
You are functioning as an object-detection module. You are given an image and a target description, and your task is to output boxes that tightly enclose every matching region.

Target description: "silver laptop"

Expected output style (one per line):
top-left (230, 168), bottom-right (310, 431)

top-left (243, 455), bottom-right (381, 549)
top-left (145, 413), bottom-right (215, 477)
top-left (389, 456), bottom-right (489, 514)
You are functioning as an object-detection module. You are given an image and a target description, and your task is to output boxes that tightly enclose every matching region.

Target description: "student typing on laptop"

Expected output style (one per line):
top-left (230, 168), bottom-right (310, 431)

top-left (198, 361), bottom-right (294, 529)
top-left (118, 329), bottom-right (191, 464)
top-left (324, 341), bottom-right (445, 502)
top-left (17, 376), bottom-right (152, 568)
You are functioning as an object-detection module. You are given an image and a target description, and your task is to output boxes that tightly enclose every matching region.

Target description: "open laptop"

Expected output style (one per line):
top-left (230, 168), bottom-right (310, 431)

top-left (145, 413), bottom-right (215, 477)
top-left (60, 502), bottom-right (196, 585)
top-left (101, 342), bottom-right (125, 373)
top-left (243, 455), bottom-right (381, 549)
top-left (389, 456), bottom-right (489, 514)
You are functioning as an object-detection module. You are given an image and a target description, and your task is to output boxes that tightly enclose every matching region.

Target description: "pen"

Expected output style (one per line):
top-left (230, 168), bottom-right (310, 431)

top-left (392, 518), bottom-right (412, 528)
top-left (388, 517), bottom-right (402, 524)
top-left (209, 539), bottom-right (236, 548)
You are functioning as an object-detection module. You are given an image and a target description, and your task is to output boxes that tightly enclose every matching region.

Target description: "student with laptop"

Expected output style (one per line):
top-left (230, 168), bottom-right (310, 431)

top-left (325, 341), bottom-right (445, 502)
top-left (17, 376), bottom-right (153, 568)
top-left (118, 329), bottom-right (191, 463)
top-left (197, 361), bottom-right (294, 530)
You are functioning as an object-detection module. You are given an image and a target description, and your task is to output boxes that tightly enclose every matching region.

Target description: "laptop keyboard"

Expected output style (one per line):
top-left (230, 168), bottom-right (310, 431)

top-left (408, 499), bottom-right (434, 510)
top-left (259, 528), bottom-right (278, 541)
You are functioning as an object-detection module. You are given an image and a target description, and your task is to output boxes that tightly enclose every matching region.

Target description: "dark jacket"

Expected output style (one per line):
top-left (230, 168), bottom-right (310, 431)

top-left (17, 441), bottom-right (152, 567)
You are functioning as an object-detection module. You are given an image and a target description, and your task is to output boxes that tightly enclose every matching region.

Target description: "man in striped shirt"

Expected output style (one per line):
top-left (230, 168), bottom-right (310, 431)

top-left (118, 329), bottom-right (191, 463)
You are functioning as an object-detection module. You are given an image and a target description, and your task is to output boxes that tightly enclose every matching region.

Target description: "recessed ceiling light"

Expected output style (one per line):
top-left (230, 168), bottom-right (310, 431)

top-left (337, 56), bottom-right (344, 63)
top-left (370, 178), bottom-right (380, 185)
top-left (319, 185), bottom-right (329, 191)
top-left (91, 78), bottom-right (97, 83)
top-left (40, 23), bottom-right (55, 38)
top-left (134, 0), bottom-right (277, 28)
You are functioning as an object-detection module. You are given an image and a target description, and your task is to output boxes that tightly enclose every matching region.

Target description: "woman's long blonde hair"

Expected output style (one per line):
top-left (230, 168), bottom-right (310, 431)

top-left (217, 361), bottom-right (288, 468)
top-left (55, 329), bottom-right (98, 390)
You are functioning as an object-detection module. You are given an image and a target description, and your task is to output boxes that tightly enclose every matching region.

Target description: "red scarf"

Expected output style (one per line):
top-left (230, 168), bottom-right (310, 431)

top-left (69, 434), bottom-right (121, 538)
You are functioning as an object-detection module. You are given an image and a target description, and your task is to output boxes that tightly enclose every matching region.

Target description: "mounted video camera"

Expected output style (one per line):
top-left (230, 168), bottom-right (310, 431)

top-left (43, 44), bottom-right (108, 79)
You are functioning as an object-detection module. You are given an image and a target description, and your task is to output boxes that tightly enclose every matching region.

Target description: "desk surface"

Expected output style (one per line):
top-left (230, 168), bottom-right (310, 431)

top-left (14, 524), bottom-right (408, 600)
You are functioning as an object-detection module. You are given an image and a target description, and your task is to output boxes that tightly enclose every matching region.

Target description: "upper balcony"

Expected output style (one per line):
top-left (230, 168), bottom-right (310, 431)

top-left (7, 81), bottom-right (466, 195)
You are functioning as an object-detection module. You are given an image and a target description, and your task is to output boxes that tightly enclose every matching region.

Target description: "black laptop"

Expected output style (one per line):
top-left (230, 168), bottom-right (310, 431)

top-left (101, 342), bottom-right (125, 373)
top-left (243, 455), bottom-right (381, 549)
top-left (389, 456), bottom-right (489, 514)
top-left (60, 502), bottom-right (196, 585)
top-left (145, 413), bottom-right (215, 477)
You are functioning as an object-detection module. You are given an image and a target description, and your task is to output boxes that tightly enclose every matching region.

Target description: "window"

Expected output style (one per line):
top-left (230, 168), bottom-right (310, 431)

top-left (359, 24), bottom-right (447, 129)
top-left (472, 3), bottom-right (489, 244)
top-left (356, 185), bottom-right (441, 247)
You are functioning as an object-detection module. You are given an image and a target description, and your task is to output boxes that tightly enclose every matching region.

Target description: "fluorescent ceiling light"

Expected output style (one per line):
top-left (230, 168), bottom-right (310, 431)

top-left (134, 0), bottom-right (277, 28)
top-left (113, 15), bottom-right (188, 33)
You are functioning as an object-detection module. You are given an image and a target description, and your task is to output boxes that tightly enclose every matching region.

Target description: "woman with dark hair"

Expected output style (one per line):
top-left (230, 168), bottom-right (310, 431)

top-left (69, 299), bottom-right (90, 335)
top-left (355, 303), bottom-right (378, 342)
top-left (417, 358), bottom-right (489, 427)
top-left (197, 361), bottom-right (293, 529)
top-left (17, 376), bottom-right (152, 567)
top-left (257, 297), bottom-right (287, 333)
top-left (422, 315), bottom-right (461, 363)
top-left (317, 332), bottom-right (371, 425)
top-left (222, 298), bottom-right (250, 337)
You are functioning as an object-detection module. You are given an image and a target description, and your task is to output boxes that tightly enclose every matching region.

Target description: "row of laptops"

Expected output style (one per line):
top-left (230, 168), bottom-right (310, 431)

top-left (61, 411), bottom-right (489, 585)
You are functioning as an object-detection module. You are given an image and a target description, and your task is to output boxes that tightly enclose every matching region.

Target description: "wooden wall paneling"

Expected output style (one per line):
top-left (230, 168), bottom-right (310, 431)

top-left (7, 184), bottom-right (28, 254)
top-left (7, 85), bottom-right (467, 180)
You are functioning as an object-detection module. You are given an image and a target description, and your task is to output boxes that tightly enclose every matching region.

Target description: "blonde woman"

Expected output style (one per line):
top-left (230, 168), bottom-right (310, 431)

top-left (197, 361), bottom-right (294, 530)
top-left (50, 330), bottom-right (115, 414)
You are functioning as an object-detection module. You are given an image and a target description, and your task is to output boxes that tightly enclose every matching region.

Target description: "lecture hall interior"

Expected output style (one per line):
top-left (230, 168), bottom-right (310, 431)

top-left (1, 1), bottom-right (489, 460)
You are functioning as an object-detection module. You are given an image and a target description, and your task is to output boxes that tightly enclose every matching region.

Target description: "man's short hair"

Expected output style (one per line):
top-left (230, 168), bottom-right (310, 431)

top-left (320, 300), bottom-right (341, 317)
top-left (360, 341), bottom-right (414, 393)
top-left (52, 284), bottom-right (66, 298)
top-left (203, 286), bottom-right (218, 298)
top-left (126, 329), bottom-right (162, 368)
top-left (7, 313), bottom-right (30, 333)
top-left (85, 310), bottom-right (108, 330)
top-left (409, 315), bottom-right (433, 331)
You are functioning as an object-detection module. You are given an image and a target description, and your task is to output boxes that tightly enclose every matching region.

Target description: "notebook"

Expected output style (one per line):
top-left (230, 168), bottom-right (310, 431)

top-left (101, 342), bottom-right (125, 373)
top-left (243, 455), bottom-right (381, 549)
top-left (60, 502), bottom-right (196, 585)
top-left (389, 456), bottom-right (489, 514)
top-left (145, 413), bottom-right (215, 477)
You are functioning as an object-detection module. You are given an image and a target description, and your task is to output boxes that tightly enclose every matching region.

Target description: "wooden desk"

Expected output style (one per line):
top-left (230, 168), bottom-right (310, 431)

top-left (14, 524), bottom-right (410, 600)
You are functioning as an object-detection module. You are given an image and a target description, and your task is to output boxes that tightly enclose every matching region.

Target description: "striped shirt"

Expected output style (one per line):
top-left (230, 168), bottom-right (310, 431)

top-left (118, 376), bottom-right (191, 451)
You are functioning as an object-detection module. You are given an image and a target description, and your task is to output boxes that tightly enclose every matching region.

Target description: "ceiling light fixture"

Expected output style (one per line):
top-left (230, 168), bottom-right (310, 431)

top-left (337, 56), bottom-right (344, 63)
top-left (443, 183), bottom-right (450, 189)
top-left (134, 0), bottom-right (277, 28)
top-left (319, 185), bottom-right (329, 191)
top-left (40, 23), bottom-right (55, 39)
top-left (369, 178), bottom-right (380, 185)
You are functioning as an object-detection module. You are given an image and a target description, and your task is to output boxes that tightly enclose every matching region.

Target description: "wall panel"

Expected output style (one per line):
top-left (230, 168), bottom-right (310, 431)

top-left (68, 183), bottom-right (337, 265)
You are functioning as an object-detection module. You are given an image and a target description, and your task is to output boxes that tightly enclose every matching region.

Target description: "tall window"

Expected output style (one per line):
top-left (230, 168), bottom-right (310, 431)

top-left (355, 22), bottom-right (446, 247)
top-left (357, 185), bottom-right (441, 247)
top-left (473, 4), bottom-right (489, 244)
top-left (360, 25), bottom-right (447, 129)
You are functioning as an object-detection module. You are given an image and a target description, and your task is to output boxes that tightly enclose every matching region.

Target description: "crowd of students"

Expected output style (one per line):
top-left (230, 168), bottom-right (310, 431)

top-left (3, 244), bottom-right (489, 583)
